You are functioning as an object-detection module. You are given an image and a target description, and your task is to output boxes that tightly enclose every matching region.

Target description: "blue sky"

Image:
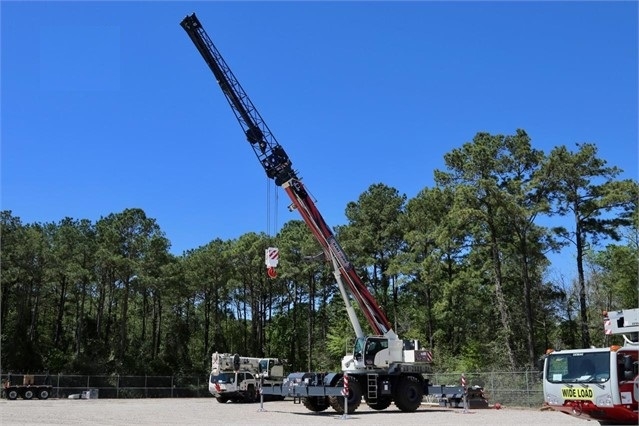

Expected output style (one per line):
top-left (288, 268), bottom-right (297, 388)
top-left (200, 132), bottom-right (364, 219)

top-left (2, 1), bottom-right (637, 281)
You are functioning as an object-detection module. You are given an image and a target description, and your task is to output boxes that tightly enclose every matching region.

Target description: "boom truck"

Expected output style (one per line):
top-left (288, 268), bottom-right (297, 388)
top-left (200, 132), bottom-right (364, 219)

top-left (180, 13), bottom-right (457, 415)
top-left (209, 352), bottom-right (286, 403)
top-left (541, 308), bottom-right (639, 424)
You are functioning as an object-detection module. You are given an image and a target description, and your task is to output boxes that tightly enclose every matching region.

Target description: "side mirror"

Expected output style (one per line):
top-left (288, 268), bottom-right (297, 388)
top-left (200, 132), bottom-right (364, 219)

top-left (623, 355), bottom-right (633, 371)
top-left (537, 357), bottom-right (546, 380)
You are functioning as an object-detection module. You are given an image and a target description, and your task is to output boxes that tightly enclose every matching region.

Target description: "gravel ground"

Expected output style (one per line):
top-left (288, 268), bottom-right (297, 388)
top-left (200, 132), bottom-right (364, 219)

top-left (0, 398), bottom-right (595, 425)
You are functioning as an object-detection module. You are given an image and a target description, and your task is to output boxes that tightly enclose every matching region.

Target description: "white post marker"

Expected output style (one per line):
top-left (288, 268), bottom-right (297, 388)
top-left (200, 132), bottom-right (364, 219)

top-left (461, 373), bottom-right (469, 414)
top-left (340, 373), bottom-right (349, 420)
top-left (257, 375), bottom-right (266, 412)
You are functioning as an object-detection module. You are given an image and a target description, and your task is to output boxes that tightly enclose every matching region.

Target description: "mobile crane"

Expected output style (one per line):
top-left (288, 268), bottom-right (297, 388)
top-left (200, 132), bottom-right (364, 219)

top-left (209, 352), bottom-right (286, 403)
top-left (180, 13), bottom-right (436, 414)
top-left (541, 308), bottom-right (639, 425)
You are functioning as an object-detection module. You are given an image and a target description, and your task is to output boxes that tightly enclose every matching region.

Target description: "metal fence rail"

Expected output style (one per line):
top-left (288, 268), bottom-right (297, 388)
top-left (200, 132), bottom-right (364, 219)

top-left (429, 370), bottom-right (543, 407)
top-left (1, 370), bottom-right (544, 406)
top-left (1, 373), bottom-right (209, 399)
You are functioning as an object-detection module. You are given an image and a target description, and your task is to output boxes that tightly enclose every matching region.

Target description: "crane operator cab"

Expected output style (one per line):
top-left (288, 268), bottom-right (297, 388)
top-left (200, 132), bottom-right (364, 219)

top-left (352, 337), bottom-right (389, 368)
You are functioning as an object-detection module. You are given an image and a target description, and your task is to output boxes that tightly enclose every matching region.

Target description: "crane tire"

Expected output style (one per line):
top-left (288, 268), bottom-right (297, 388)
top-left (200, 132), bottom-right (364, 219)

top-left (245, 385), bottom-right (257, 403)
top-left (367, 397), bottom-right (392, 410)
top-left (7, 389), bottom-right (18, 400)
top-left (393, 375), bottom-right (423, 412)
top-left (23, 390), bottom-right (34, 400)
top-left (302, 396), bottom-right (329, 412)
top-left (329, 376), bottom-right (362, 414)
top-left (38, 389), bottom-right (50, 400)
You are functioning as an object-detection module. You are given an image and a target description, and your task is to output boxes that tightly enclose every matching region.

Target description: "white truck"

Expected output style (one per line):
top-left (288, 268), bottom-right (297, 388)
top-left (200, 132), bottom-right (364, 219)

top-left (209, 352), bottom-right (286, 403)
top-left (541, 308), bottom-right (639, 425)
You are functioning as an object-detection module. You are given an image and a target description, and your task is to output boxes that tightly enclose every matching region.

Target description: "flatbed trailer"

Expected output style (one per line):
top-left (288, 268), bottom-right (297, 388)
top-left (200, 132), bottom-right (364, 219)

top-left (3, 384), bottom-right (52, 400)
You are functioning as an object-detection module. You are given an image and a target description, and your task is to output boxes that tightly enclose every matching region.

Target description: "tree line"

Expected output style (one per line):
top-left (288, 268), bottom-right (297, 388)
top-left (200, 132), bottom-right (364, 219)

top-left (1, 130), bottom-right (637, 377)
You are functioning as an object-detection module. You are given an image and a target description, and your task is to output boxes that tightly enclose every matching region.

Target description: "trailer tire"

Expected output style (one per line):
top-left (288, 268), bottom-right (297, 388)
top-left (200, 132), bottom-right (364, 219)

top-left (302, 396), bottom-right (329, 412)
top-left (329, 376), bottom-right (362, 414)
top-left (23, 390), bottom-right (34, 400)
top-left (38, 389), bottom-right (50, 400)
top-left (393, 375), bottom-right (423, 412)
top-left (7, 389), bottom-right (18, 400)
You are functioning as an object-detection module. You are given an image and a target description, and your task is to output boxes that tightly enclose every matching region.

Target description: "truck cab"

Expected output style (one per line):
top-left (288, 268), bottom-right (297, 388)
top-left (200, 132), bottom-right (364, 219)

top-left (209, 370), bottom-right (258, 403)
top-left (541, 308), bottom-right (639, 425)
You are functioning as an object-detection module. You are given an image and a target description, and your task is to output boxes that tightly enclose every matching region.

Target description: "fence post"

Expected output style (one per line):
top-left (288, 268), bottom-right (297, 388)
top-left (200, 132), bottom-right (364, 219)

top-left (491, 370), bottom-right (494, 403)
top-left (171, 376), bottom-right (174, 398)
top-left (117, 374), bottom-right (120, 399)
top-left (525, 369), bottom-right (530, 407)
top-left (145, 375), bottom-right (148, 398)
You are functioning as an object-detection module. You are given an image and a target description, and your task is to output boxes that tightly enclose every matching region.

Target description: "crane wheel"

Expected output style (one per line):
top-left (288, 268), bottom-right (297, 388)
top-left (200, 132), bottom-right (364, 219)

top-left (393, 375), bottom-right (423, 412)
top-left (215, 396), bottom-right (229, 404)
top-left (245, 385), bottom-right (257, 403)
top-left (328, 376), bottom-right (362, 414)
top-left (366, 397), bottom-right (392, 410)
top-left (38, 389), bottom-right (50, 400)
top-left (23, 390), bottom-right (34, 400)
top-left (302, 396), bottom-right (329, 412)
top-left (7, 389), bottom-right (18, 400)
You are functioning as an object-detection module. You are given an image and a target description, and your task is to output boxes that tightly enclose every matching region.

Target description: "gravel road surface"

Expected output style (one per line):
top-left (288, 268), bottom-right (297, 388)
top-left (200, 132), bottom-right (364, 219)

top-left (1, 398), bottom-right (594, 425)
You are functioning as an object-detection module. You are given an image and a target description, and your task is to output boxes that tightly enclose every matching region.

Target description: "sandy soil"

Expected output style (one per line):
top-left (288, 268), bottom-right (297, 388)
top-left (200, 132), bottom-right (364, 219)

top-left (1, 398), bottom-right (594, 425)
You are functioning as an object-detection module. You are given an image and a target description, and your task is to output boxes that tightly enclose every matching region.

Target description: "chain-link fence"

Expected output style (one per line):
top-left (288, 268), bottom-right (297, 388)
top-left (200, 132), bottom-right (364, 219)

top-left (1, 373), bottom-right (209, 399)
top-left (2, 370), bottom-right (543, 406)
top-left (428, 370), bottom-right (543, 407)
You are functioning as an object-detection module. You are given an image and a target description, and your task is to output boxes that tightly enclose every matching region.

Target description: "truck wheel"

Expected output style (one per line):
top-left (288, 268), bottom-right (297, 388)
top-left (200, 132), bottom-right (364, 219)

top-left (7, 389), bottom-right (18, 400)
top-left (329, 376), bottom-right (362, 414)
top-left (393, 375), bottom-right (423, 412)
top-left (23, 390), bottom-right (34, 400)
top-left (38, 389), bottom-right (50, 400)
top-left (245, 385), bottom-right (257, 403)
top-left (366, 397), bottom-right (392, 410)
top-left (302, 396), bottom-right (329, 412)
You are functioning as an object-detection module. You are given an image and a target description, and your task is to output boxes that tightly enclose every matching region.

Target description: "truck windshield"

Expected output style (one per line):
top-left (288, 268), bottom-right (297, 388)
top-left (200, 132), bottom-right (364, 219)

top-left (210, 373), bottom-right (234, 384)
top-left (546, 351), bottom-right (610, 383)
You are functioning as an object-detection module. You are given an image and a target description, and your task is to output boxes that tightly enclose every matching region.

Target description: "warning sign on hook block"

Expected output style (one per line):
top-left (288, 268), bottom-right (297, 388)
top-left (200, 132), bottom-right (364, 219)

top-left (265, 247), bottom-right (279, 267)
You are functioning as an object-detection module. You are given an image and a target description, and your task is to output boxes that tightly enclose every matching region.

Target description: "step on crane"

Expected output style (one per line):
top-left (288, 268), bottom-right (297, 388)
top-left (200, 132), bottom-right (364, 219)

top-left (180, 12), bottom-right (440, 414)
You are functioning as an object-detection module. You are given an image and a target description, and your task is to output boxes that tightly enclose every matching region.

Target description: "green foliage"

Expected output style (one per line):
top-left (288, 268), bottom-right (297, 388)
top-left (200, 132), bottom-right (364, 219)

top-left (1, 130), bottom-right (636, 377)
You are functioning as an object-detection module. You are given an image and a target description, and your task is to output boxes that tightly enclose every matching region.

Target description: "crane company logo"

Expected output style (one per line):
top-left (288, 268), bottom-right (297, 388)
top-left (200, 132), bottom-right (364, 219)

top-left (561, 387), bottom-right (593, 400)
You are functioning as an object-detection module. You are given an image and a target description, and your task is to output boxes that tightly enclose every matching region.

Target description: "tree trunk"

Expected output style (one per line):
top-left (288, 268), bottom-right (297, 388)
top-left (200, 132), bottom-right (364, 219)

top-left (489, 228), bottom-right (516, 369)
top-left (575, 218), bottom-right (590, 347)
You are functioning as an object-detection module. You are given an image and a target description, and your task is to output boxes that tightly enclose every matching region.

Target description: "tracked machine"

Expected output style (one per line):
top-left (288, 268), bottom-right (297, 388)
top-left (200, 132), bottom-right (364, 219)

top-left (180, 13), bottom-right (444, 414)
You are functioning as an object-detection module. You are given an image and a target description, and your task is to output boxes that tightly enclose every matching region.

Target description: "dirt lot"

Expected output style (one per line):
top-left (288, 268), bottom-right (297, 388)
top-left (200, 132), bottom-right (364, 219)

top-left (0, 398), bottom-right (595, 425)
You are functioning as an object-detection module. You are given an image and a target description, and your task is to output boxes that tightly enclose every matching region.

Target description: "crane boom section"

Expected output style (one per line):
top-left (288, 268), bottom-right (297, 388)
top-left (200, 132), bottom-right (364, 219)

top-left (180, 14), bottom-right (295, 186)
top-left (180, 13), bottom-right (392, 336)
top-left (283, 180), bottom-right (391, 335)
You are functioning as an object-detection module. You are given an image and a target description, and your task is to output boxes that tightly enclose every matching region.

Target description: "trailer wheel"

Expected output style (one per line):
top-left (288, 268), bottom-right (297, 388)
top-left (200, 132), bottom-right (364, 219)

top-left (393, 375), bottom-right (423, 412)
top-left (329, 376), bottom-right (362, 414)
top-left (301, 396), bottom-right (329, 412)
top-left (7, 389), bottom-right (18, 400)
top-left (23, 390), bottom-right (34, 400)
top-left (38, 389), bottom-right (50, 400)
